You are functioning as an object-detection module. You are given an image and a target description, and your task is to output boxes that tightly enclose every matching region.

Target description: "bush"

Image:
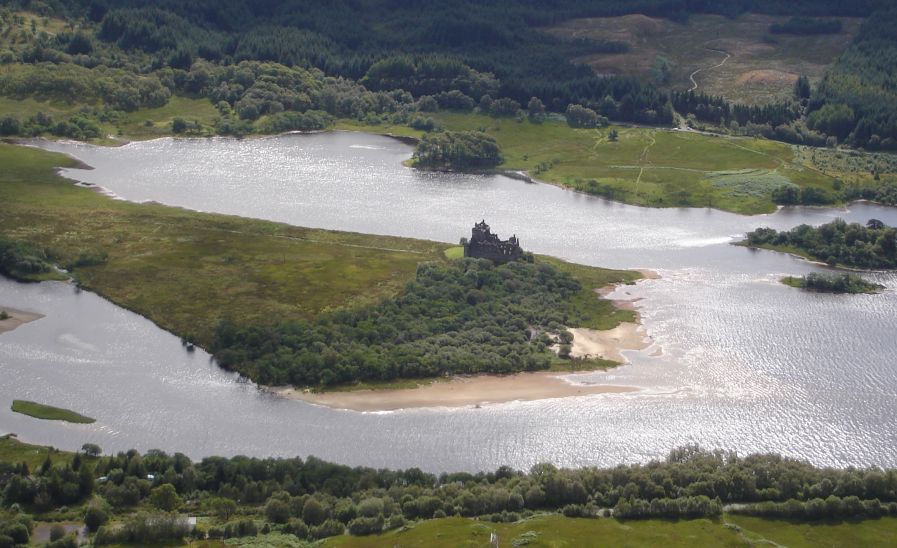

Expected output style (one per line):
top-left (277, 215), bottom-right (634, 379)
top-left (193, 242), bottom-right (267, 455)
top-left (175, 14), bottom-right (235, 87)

top-left (347, 515), bottom-right (383, 536)
top-left (85, 505), bottom-right (109, 532)
top-left (566, 104), bottom-right (599, 128)
top-left (310, 519), bottom-right (344, 540)
top-left (265, 498), bottom-right (290, 524)
top-left (49, 523), bottom-right (67, 541)
top-left (285, 518), bottom-right (309, 539)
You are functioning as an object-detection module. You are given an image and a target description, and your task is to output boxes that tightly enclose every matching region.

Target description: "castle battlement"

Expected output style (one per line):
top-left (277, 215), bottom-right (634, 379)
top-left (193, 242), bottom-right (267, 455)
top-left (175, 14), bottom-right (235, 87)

top-left (463, 220), bottom-right (522, 263)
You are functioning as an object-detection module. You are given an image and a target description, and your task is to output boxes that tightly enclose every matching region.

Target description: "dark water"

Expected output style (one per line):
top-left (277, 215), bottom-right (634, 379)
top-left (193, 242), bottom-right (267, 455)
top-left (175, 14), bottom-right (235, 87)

top-left (1, 133), bottom-right (894, 472)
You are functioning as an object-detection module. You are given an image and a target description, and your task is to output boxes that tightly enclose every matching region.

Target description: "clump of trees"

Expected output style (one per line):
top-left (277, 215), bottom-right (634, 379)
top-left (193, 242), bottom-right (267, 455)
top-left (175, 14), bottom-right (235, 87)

top-left (4, 444), bottom-right (897, 545)
top-left (746, 218), bottom-right (897, 268)
top-left (212, 259), bottom-right (583, 387)
top-left (771, 183), bottom-right (833, 205)
top-left (782, 272), bottom-right (883, 293)
top-left (412, 131), bottom-right (502, 170)
top-left (565, 104), bottom-right (609, 129)
top-left (0, 238), bottom-right (54, 281)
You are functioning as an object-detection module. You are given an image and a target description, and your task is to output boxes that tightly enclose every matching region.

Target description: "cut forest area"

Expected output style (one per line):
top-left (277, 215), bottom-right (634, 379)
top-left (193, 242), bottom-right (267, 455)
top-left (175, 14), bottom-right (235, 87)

top-left (549, 13), bottom-right (862, 106)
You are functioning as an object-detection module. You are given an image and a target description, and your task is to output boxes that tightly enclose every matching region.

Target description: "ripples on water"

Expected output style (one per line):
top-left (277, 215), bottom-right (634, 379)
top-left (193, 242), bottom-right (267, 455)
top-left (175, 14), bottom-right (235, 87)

top-left (1, 133), bottom-right (895, 472)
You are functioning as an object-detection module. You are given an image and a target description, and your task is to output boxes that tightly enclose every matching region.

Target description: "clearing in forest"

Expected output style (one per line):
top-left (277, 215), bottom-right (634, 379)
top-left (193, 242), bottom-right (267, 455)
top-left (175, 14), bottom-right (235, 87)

top-left (548, 13), bottom-right (862, 105)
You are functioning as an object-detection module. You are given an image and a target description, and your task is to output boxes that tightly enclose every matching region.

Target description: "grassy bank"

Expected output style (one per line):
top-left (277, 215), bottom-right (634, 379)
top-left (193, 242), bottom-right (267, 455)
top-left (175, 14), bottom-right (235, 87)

top-left (438, 112), bottom-right (840, 214)
top-left (0, 435), bottom-right (75, 470)
top-left (323, 514), bottom-right (897, 548)
top-left (0, 143), bottom-right (449, 347)
top-left (339, 112), bottom-right (839, 215)
top-left (10, 400), bottom-right (95, 424)
top-left (0, 143), bottom-right (636, 372)
top-left (2, 93), bottom-right (851, 215)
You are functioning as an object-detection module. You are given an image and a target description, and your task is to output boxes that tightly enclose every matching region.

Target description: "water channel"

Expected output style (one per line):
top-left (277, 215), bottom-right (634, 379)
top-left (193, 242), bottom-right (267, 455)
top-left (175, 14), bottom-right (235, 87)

top-left (1, 132), bottom-right (895, 472)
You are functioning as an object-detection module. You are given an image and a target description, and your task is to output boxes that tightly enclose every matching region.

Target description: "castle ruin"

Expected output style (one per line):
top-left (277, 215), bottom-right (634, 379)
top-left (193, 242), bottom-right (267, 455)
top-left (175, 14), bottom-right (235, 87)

top-left (463, 220), bottom-right (522, 263)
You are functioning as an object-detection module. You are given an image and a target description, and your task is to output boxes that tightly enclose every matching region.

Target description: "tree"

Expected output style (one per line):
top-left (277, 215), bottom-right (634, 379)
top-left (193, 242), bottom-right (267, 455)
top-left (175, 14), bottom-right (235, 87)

top-left (527, 97), bottom-right (545, 123)
top-left (302, 498), bottom-right (326, 526)
top-left (651, 55), bottom-right (671, 85)
top-left (265, 498), bottom-right (290, 524)
top-left (608, 129), bottom-right (619, 142)
top-left (566, 104), bottom-right (599, 128)
top-left (149, 484), bottom-right (182, 511)
top-left (49, 524), bottom-right (67, 542)
top-left (209, 497), bottom-right (237, 520)
top-left (171, 118), bottom-right (188, 134)
top-left (794, 75), bottom-right (810, 99)
top-left (84, 505), bottom-right (109, 532)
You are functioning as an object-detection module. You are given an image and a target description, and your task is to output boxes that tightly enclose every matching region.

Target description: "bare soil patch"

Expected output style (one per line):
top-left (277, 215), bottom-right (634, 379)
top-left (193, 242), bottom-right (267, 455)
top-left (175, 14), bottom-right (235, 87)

top-left (548, 13), bottom-right (862, 105)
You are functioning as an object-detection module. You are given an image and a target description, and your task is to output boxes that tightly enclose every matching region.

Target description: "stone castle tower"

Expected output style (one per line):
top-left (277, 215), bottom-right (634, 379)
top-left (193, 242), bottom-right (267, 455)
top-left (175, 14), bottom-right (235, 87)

top-left (463, 220), bottom-right (522, 263)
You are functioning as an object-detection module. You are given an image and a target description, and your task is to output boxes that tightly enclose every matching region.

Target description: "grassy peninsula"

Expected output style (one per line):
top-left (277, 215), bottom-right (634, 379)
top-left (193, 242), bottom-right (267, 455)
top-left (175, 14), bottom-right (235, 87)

top-left (781, 273), bottom-right (884, 294)
top-left (743, 218), bottom-right (897, 269)
top-left (10, 400), bottom-right (95, 424)
top-left (0, 143), bottom-right (449, 348)
top-left (0, 143), bottom-right (638, 389)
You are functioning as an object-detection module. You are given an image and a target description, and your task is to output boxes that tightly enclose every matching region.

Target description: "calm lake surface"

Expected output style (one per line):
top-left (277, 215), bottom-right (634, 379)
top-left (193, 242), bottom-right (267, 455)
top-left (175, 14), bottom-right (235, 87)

top-left (3, 132), bottom-right (896, 472)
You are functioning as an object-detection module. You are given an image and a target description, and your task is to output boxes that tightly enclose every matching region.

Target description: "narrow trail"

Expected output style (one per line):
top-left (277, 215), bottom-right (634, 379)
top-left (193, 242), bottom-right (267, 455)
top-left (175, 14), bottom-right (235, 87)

top-left (633, 131), bottom-right (657, 194)
top-left (212, 227), bottom-right (428, 254)
top-left (687, 45), bottom-right (731, 93)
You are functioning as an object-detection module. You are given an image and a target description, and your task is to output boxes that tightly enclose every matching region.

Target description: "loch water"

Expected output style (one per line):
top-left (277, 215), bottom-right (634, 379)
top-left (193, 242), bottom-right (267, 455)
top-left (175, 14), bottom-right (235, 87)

top-left (2, 133), bottom-right (895, 471)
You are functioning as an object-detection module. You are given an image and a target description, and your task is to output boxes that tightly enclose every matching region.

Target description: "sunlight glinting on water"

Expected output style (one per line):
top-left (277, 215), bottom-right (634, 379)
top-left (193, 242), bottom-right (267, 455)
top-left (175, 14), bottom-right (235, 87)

top-left (1, 133), bottom-right (894, 472)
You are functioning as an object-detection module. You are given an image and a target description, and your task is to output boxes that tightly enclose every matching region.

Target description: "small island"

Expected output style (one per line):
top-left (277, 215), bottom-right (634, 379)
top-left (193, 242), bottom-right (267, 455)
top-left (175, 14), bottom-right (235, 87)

top-left (11, 400), bottom-right (96, 424)
top-left (743, 218), bottom-right (897, 269)
top-left (781, 273), bottom-right (884, 294)
top-left (411, 130), bottom-right (503, 170)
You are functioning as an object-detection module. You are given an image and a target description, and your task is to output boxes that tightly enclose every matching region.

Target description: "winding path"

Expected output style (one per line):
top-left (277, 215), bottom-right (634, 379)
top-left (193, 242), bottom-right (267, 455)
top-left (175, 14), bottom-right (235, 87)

top-left (687, 46), bottom-right (731, 92)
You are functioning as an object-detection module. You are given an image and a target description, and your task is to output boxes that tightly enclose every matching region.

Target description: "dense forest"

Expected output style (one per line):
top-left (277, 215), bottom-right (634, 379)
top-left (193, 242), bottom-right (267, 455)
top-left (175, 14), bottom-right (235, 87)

top-left (809, 7), bottom-right (897, 150)
top-left (1, 0), bottom-right (895, 145)
top-left (211, 258), bottom-right (601, 387)
top-left (2, 441), bottom-right (897, 545)
top-left (745, 218), bottom-right (897, 268)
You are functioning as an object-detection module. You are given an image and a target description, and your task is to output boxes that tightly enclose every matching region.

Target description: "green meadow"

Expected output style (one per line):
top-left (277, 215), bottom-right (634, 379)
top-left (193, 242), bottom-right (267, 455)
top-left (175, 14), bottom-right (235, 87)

top-left (10, 400), bottom-right (95, 424)
top-left (322, 514), bottom-right (897, 548)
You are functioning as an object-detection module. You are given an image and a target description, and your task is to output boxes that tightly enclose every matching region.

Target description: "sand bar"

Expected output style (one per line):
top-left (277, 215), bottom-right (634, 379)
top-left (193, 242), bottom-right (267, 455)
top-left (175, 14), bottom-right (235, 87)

top-left (0, 306), bottom-right (44, 334)
top-left (568, 322), bottom-right (651, 362)
top-left (275, 372), bottom-right (637, 412)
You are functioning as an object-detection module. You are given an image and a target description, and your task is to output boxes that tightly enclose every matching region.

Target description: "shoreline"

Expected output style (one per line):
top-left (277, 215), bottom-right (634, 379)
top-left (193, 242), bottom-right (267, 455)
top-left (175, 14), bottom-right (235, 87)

top-left (273, 371), bottom-right (638, 412)
top-left (0, 306), bottom-right (45, 334)
top-left (275, 272), bottom-right (658, 412)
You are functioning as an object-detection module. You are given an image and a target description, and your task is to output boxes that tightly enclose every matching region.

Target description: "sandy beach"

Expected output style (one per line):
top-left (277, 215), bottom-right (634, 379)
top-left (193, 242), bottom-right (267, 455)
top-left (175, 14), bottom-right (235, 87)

top-left (275, 372), bottom-right (637, 411)
top-left (568, 321), bottom-right (651, 362)
top-left (273, 270), bottom-right (659, 411)
top-left (0, 306), bottom-right (44, 334)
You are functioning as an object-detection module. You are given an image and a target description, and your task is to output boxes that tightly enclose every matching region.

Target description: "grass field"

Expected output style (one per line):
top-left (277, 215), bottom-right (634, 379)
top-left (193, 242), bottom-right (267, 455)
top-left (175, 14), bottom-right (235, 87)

top-left (418, 112), bottom-right (836, 214)
top-left (0, 435), bottom-right (75, 470)
top-left (0, 143), bottom-right (635, 355)
top-left (548, 13), bottom-right (862, 105)
top-left (0, 143), bottom-right (450, 347)
top-left (322, 514), bottom-right (897, 547)
top-left (10, 400), bottom-right (95, 424)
